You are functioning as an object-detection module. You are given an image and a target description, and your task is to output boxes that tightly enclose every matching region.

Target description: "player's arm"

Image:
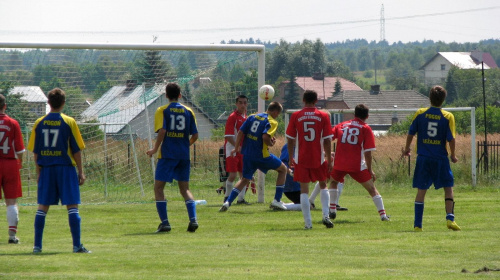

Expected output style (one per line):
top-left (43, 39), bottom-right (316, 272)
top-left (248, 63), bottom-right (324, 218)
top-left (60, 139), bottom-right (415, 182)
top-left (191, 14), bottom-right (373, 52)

top-left (232, 130), bottom-right (245, 155)
top-left (449, 138), bottom-right (458, 163)
top-left (286, 137), bottom-right (296, 167)
top-left (224, 116), bottom-right (237, 146)
top-left (33, 153), bottom-right (40, 182)
top-left (73, 150), bottom-right (86, 185)
top-left (365, 150), bottom-right (376, 182)
top-left (17, 152), bottom-right (23, 169)
top-left (323, 137), bottom-right (332, 172)
top-left (146, 128), bottom-right (166, 157)
top-left (190, 133), bottom-right (198, 146)
top-left (403, 134), bottom-right (415, 157)
top-left (262, 133), bottom-right (275, 147)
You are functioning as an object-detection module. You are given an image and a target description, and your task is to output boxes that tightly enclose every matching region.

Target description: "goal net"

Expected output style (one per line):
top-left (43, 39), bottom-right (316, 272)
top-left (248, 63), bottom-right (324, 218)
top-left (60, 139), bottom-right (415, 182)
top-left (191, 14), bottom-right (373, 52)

top-left (285, 107), bottom-right (477, 187)
top-left (0, 42), bottom-right (265, 204)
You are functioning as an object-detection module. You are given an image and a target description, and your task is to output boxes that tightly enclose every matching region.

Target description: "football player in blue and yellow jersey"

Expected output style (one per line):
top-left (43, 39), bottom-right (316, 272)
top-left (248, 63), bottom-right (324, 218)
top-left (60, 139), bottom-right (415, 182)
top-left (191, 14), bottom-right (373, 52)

top-left (219, 101), bottom-right (288, 212)
top-left (403, 85), bottom-right (461, 232)
top-left (28, 88), bottom-right (90, 253)
top-left (146, 83), bottom-right (199, 233)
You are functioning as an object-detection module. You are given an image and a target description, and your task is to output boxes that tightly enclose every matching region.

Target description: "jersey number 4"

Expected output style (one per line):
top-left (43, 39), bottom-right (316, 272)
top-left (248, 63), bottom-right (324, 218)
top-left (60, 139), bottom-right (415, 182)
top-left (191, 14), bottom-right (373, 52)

top-left (0, 131), bottom-right (11, 154)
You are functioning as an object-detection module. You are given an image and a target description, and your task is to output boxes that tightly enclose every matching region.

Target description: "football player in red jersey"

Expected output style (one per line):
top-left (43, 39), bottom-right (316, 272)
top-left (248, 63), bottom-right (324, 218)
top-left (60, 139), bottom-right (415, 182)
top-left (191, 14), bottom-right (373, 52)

top-left (329, 104), bottom-right (389, 222)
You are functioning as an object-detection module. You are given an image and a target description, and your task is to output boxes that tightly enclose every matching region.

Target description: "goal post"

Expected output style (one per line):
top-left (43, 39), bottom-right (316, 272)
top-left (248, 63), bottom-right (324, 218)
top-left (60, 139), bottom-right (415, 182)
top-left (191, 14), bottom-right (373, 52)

top-left (0, 41), bottom-right (268, 204)
top-left (285, 107), bottom-right (477, 187)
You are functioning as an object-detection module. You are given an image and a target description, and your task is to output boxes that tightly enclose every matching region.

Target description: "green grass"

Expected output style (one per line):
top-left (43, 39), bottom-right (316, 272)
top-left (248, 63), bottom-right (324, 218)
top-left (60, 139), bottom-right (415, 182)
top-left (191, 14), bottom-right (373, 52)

top-left (1, 185), bottom-right (499, 279)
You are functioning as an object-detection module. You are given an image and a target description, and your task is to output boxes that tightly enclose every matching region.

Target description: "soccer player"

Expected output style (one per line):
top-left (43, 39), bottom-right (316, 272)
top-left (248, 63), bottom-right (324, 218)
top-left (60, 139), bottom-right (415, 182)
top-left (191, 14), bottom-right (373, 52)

top-left (146, 82), bottom-right (199, 233)
top-left (219, 102), bottom-right (288, 212)
top-left (328, 104), bottom-right (389, 222)
top-left (0, 94), bottom-right (25, 244)
top-left (403, 85), bottom-right (461, 231)
top-left (278, 143), bottom-right (305, 211)
top-left (286, 90), bottom-right (334, 229)
top-left (28, 88), bottom-right (90, 253)
top-left (309, 160), bottom-right (347, 211)
top-left (223, 95), bottom-right (249, 204)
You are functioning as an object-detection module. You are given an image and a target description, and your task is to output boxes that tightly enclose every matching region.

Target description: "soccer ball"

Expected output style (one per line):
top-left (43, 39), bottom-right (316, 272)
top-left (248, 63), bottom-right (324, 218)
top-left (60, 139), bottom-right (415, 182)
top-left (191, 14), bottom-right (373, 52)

top-left (258, 85), bottom-right (275, 101)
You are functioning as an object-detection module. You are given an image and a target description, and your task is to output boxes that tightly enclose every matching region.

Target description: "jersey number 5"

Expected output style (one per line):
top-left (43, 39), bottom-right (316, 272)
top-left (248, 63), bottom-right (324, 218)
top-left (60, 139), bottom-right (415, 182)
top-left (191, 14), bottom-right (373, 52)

top-left (303, 122), bottom-right (316, 142)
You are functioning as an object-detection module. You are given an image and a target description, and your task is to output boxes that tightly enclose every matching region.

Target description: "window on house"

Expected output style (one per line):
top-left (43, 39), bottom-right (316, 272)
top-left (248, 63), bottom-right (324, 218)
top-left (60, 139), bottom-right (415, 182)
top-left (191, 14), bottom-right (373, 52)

top-left (441, 64), bottom-right (446, 71)
top-left (331, 113), bottom-right (343, 126)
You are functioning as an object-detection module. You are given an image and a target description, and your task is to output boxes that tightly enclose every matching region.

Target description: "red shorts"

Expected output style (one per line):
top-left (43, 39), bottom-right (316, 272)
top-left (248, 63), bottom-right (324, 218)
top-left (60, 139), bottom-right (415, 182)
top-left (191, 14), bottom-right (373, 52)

top-left (225, 153), bottom-right (243, 173)
top-left (330, 169), bottom-right (371, 184)
top-left (294, 162), bottom-right (328, 183)
top-left (0, 159), bottom-right (22, 199)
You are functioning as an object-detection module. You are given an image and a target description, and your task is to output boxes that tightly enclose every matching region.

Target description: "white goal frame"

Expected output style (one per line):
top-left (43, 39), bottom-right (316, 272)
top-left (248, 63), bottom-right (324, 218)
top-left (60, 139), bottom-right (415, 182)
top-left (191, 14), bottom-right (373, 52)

top-left (0, 42), bottom-right (269, 202)
top-left (285, 107), bottom-right (477, 187)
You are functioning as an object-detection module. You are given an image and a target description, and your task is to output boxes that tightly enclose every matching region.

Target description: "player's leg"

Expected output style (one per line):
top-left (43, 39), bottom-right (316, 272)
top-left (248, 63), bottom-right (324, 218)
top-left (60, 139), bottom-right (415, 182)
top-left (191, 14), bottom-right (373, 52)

top-left (154, 159), bottom-right (174, 232)
top-left (5, 199), bottom-right (19, 243)
top-left (270, 162), bottom-right (287, 210)
top-left (358, 174), bottom-right (389, 221)
top-left (33, 204), bottom-right (49, 253)
top-left (33, 167), bottom-right (56, 253)
top-left (414, 189), bottom-right (427, 231)
top-left (178, 181), bottom-right (198, 232)
top-left (283, 191), bottom-right (302, 211)
top-left (60, 166), bottom-right (89, 253)
top-left (444, 187), bottom-right (460, 231)
top-left (328, 180), bottom-right (339, 219)
top-left (224, 171), bottom-right (237, 202)
top-left (319, 180), bottom-right (333, 228)
top-left (336, 182), bottom-right (348, 211)
top-left (299, 182), bottom-right (312, 229)
top-left (2, 160), bottom-right (22, 244)
top-left (308, 182), bottom-right (320, 209)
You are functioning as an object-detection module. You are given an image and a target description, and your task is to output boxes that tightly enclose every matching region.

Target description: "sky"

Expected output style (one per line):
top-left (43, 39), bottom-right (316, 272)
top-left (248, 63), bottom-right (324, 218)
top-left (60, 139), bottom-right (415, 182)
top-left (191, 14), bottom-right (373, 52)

top-left (0, 0), bottom-right (499, 45)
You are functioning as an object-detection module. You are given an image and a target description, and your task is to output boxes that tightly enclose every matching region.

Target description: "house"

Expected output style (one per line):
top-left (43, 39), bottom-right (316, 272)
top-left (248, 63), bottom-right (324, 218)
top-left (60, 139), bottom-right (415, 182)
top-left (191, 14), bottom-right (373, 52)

top-left (81, 81), bottom-right (218, 139)
top-left (9, 86), bottom-right (49, 117)
top-left (277, 74), bottom-right (362, 108)
top-left (420, 51), bottom-right (498, 86)
top-left (324, 86), bottom-right (430, 131)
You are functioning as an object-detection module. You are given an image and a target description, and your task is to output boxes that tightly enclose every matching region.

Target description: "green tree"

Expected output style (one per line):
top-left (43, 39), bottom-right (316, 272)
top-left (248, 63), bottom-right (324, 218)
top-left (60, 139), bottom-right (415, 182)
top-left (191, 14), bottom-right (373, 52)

top-left (131, 51), bottom-right (173, 85)
top-left (334, 78), bottom-right (342, 94)
top-left (177, 53), bottom-right (192, 79)
top-left (284, 72), bottom-right (300, 110)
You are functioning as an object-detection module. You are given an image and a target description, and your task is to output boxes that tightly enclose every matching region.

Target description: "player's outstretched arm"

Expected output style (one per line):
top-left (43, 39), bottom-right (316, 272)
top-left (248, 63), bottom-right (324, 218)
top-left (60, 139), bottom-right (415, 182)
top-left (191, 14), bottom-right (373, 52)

top-left (365, 151), bottom-right (376, 182)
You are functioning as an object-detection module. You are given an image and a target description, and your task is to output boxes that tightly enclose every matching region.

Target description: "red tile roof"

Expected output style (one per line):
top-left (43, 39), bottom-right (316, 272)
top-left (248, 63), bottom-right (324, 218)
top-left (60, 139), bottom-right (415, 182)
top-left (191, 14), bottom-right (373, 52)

top-left (287, 76), bottom-right (362, 100)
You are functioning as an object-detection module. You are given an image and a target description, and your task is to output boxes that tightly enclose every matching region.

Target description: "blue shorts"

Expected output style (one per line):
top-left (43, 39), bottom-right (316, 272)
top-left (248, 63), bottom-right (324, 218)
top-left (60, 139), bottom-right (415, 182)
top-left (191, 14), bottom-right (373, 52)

top-left (242, 154), bottom-right (282, 180)
top-left (155, 158), bottom-right (190, 182)
top-left (38, 165), bottom-right (80, 205)
top-left (413, 155), bottom-right (454, 190)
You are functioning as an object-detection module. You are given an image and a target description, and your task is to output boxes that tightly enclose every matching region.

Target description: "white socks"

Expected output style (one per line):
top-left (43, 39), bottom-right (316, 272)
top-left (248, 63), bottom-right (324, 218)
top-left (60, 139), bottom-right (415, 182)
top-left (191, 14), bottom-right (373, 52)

top-left (225, 180), bottom-right (234, 198)
top-left (309, 182), bottom-right (320, 204)
top-left (7, 205), bottom-right (19, 237)
top-left (300, 193), bottom-right (312, 228)
top-left (283, 203), bottom-right (302, 211)
top-left (329, 189), bottom-right (339, 213)
top-left (320, 189), bottom-right (330, 218)
top-left (372, 195), bottom-right (387, 217)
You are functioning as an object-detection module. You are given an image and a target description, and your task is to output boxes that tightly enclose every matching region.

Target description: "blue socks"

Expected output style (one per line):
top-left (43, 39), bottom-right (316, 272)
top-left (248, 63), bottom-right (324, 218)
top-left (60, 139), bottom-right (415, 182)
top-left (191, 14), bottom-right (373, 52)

top-left (274, 185), bottom-right (285, 202)
top-left (185, 200), bottom-right (197, 222)
top-left (226, 188), bottom-right (241, 206)
top-left (156, 201), bottom-right (169, 225)
top-left (414, 201), bottom-right (424, 228)
top-left (34, 210), bottom-right (47, 249)
top-left (68, 208), bottom-right (81, 248)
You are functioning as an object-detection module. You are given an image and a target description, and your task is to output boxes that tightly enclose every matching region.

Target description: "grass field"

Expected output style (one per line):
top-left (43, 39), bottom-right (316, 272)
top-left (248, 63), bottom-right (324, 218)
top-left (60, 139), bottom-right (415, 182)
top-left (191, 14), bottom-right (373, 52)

top-left (1, 184), bottom-right (499, 279)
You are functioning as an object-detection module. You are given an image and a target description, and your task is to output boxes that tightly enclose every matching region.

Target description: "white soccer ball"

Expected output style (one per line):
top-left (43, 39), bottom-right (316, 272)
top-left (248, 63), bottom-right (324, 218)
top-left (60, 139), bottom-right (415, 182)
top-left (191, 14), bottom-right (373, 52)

top-left (258, 85), bottom-right (275, 101)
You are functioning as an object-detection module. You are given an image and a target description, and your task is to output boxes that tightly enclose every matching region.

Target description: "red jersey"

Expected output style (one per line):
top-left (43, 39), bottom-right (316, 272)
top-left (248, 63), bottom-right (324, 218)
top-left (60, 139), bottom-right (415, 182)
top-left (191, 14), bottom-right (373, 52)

top-left (224, 109), bottom-right (246, 158)
top-left (0, 113), bottom-right (25, 160)
top-left (286, 107), bottom-right (333, 168)
top-left (332, 118), bottom-right (375, 172)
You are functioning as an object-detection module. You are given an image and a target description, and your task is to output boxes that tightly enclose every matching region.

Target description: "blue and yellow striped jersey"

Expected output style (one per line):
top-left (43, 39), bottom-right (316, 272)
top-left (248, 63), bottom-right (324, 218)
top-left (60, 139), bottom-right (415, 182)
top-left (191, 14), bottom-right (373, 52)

top-left (240, 113), bottom-right (277, 159)
top-left (156, 102), bottom-right (198, 160)
top-left (408, 107), bottom-right (455, 158)
top-left (28, 112), bottom-right (85, 167)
